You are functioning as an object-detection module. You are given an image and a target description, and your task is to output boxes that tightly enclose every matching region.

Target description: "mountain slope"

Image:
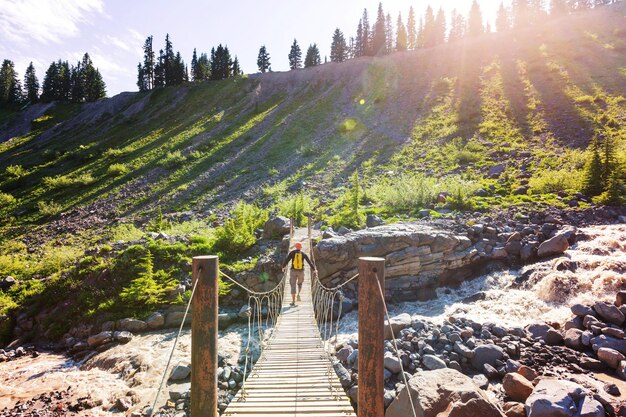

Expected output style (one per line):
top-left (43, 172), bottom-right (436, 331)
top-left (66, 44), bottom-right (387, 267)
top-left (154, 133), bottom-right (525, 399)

top-left (0, 3), bottom-right (625, 242)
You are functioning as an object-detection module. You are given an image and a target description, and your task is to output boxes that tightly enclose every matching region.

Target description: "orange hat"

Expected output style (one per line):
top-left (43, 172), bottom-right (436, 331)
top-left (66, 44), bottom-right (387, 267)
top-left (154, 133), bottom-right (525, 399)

top-left (295, 242), bottom-right (302, 249)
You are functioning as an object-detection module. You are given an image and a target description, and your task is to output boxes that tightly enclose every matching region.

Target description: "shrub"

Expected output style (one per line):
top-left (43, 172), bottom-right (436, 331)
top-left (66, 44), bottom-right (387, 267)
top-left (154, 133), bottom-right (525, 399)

top-left (213, 202), bottom-right (268, 255)
top-left (369, 172), bottom-right (437, 212)
top-left (5, 165), bottom-right (25, 179)
top-left (103, 148), bottom-right (130, 158)
top-left (43, 173), bottom-right (94, 189)
top-left (0, 192), bottom-right (16, 208)
top-left (277, 192), bottom-right (316, 227)
top-left (529, 169), bottom-right (583, 194)
top-left (37, 200), bottom-right (62, 216)
top-left (147, 207), bottom-right (170, 232)
top-left (159, 150), bottom-right (187, 169)
top-left (107, 163), bottom-right (129, 177)
top-left (330, 172), bottom-right (365, 229)
top-left (120, 250), bottom-right (174, 306)
top-left (298, 144), bottom-right (316, 158)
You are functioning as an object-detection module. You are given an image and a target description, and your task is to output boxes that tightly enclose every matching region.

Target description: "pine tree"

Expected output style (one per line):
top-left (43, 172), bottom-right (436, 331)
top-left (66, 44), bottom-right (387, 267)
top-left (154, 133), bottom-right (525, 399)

top-left (550, 0), bottom-right (570, 15)
top-left (257, 45), bottom-right (271, 73)
top-left (191, 48), bottom-right (198, 81)
top-left (330, 28), bottom-right (348, 62)
top-left (396, 12), bottom-right (408, 51)
top-left (154, 50), bottom-right (165, 88)
top-left (581, 138), bottom-right (603, 196)
top-left (601, 134), bottom-right (616, 182)
top-left (78, 53), bottom-right (105, 101)
top-left (433, 8), bottom-right (446, 45)
top-left (362, 8), bottom-right (371, 56)
top-left (210, 44), bottom-right (232, 80)
top-left (468, 0), bottom-right (484, 36)
top-left (288, 39), bottom-right (302, 70)
top-left (70, 62), bottom-right (83, 102)
top-left (512, 0), bottom-right (530, 28)
top-left (232, 56), bottom-right (242, 76)
top-left (197, 53), bottom-right (210, 80)
top-left (304, 44), bottom-right (321, 68)
top-left (406, 6), bottom-right (417, 50)
top-left (164, 34), bottom-right (175, 86)
top-left (385, 12), bottom-right (394, 53)
top-left (137, 63), bottom-right (146, 91)
top-left (0, 59), bottom-right (22, 107)
top-left (371, 3), bottom-right (386, 54)
top-left (142, 36), bottom-right (155, 89)
top-left (448, 9), bottom-right (466, 42)
top-left (347, 37), bottom-right (355, 59)
top-left (422, 6), bottom-right (436, 47)
top-left (529, 0), bottom-right (548, 23)
top-left (355, 20), bottom-right (364, 57)
top-left (496, 2), bottom-right (511, 32)
top-left (24, 62), bottom-right (39, 103)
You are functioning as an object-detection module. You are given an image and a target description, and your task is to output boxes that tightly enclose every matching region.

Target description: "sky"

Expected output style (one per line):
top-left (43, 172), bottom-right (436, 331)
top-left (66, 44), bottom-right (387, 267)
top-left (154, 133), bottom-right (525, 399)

top-left (0, 0), bottom-right (506, 97)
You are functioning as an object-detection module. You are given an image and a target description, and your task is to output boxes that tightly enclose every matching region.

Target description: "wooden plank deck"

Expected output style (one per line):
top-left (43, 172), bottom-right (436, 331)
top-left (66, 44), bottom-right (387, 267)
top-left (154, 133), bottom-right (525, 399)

top-left (223, 229), bottom-right (356, 417)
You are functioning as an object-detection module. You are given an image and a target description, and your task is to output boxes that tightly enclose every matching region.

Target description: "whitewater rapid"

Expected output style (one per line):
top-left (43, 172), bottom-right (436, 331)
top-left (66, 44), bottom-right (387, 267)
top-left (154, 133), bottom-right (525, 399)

top-left (336, 224), bottom-right (626, 339)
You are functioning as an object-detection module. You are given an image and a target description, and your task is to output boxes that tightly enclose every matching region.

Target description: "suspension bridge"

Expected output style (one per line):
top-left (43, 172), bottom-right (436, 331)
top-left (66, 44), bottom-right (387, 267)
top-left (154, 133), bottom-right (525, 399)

top-left (152, 223), bottom-right (412, 417)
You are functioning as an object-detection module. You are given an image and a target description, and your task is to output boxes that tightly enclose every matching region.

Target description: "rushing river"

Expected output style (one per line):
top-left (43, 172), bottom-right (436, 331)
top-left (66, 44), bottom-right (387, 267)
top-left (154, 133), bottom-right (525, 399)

top-left (337, 224), bottom-right (626, 338)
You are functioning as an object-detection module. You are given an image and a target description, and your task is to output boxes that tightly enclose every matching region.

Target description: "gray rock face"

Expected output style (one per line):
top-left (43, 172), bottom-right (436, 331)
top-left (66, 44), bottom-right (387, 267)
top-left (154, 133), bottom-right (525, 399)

top-left (384, 353), bottom-right (403, 374)
top-left (386, 368), bottom-right (505, 417)
top-left (591, 335), bottom-right (626, 356)
top-left (366, 214), bottom-right (385, 227)
top-left (593, 301), bottom-right (625, 326)
top-left (526, 323), bottom-right (551, 340)
top-left (336, 345), bottom-right (353, 363)
top-left (571, 304), bottom-right (595, 317)
top-left (471, 344), bottom-right (504, 370)
top-left (564, 329), bottom-right (584, 351)
top-left (262, 216), bottom-right (291, 239)
top-left (333, 362), bottom-right (352, 388)
top-left (525, 379), bottom-right (599, 417)
top-left (314, 224), bottom-right (476, 300)
top-left (537, 234), bottom-right (569, 257)
top-left (113, 331), bottom-right (133, 344)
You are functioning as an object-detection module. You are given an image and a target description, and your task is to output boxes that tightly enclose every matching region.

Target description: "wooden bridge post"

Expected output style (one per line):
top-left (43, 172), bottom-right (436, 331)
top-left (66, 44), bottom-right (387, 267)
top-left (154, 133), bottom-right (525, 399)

top-left (191, 256), bottom-right (219, 417)
top-left (358, 257), bottom-right (385, 417)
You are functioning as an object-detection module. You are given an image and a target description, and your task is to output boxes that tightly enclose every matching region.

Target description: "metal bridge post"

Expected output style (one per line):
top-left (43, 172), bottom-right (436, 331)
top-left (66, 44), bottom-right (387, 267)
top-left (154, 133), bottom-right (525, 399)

top-left (191, 256), bottom-right (219, 417)
top-left (358, 257), bottom-right (385, 417)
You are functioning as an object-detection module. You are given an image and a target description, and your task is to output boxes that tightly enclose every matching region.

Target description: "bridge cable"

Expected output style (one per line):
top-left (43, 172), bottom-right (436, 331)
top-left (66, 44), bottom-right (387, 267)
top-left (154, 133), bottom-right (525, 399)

top-left (149, 266), bottom-right (202, 417)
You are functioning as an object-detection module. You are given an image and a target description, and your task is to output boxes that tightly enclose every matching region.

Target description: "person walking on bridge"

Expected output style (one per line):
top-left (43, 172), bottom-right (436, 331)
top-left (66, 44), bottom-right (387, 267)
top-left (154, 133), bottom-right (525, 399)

top-left (282, 242), bottom-right (316, 306)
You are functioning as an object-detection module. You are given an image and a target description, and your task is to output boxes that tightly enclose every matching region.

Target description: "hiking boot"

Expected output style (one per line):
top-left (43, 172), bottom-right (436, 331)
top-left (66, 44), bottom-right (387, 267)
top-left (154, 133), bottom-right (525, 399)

top-left (297, 295), bottom-right (301, 302)
top-left (290, 302), bottom-right (296, 307)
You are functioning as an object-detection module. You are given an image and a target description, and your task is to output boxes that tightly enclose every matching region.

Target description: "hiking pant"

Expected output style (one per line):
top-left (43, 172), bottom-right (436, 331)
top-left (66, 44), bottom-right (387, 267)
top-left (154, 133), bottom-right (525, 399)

top-left (289, 269), bottom-right (304, 295)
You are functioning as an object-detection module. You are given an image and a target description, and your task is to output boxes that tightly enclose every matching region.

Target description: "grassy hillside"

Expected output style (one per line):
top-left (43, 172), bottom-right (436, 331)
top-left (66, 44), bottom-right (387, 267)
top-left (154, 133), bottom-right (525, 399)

top-left (0, 4), bottom-right (624, 342)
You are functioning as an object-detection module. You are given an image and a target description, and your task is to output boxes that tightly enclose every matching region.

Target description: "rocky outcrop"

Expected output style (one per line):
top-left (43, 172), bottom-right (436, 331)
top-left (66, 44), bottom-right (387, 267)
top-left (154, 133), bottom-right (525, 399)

top-left (314, 224), bottom-right (479, 301)
top-left (385, 368), bottom-right (505, 417)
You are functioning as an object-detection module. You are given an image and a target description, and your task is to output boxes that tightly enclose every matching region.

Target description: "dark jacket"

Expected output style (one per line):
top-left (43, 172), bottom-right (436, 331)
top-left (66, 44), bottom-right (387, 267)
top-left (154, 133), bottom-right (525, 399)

top-left (282, 249), bottom-right (314, 270)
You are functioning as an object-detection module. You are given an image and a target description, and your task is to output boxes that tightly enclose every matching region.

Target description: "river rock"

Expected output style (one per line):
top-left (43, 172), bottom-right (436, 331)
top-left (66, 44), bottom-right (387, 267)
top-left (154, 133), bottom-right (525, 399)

top-left (169, 364), bottom-right (191, 381)
top-left (386, 368), bottom-right (505, 417)
top-left (116, 396), bottom-right (133, 411)
top-left (526, 323), bottom-right (551, 340)
top-left (518, 366), bottom-right (538, 382)
top-left (384, 313), bottom-right (412, 340)
top-left (473, 374), bottom-right (489, 389)
top-left (597, 347), bottom-right (625, 369)
top-left (503, 373), bottom-right (534, 402)
top-left (471, 345), bottom-right (504, 371)
top-left (118, 318), bottom-right (148, 333)
top-left (571, 304), bottom-right (595, 317)
top-left (0, 276), bottom-right (16, 290)
top-left (336, 345), bottom-right (354, 362)
top-left (537, 234), bottom-right (569, 257)
top-left (453, 341), bottom-right (474, 358)
top-left (593, 301), bottom-right (625, 326)
top-left (616, 291), bottom-right (626, 307)
top-left (262, 216), bottom-right (290, 239)
top-left (384, 353), bottom-right (403, 374)
top-left (503, 402), bottom-right (525, 417)
top-left (525, 379), bottom-right (586, 417)
top-left (87, 331), bottom-right (113, 347)
top-left (591, 335), bottom-right (626, 355)
top-left (146, 312), bottom-right (165, 329)
top-left (113, 331), bottom-right (133, 344)
top-left (166, 311), bottom-right (192, 327)
top-left (422, 354), bottom-right (447, 370)
top-left (333, 362), bottom-right (351, 388)
top-left (544, 329), bottom-right (564, 345)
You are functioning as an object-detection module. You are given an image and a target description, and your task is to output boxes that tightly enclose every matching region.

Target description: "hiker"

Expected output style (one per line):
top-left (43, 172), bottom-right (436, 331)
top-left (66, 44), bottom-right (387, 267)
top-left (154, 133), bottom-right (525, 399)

top-left (282, 242), bottom-right (316, 306)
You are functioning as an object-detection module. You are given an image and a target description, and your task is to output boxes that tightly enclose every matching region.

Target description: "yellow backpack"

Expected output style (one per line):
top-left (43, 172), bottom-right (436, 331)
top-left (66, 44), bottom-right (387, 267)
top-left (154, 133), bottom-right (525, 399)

top-left (293, 252), bottom-right (303, 270)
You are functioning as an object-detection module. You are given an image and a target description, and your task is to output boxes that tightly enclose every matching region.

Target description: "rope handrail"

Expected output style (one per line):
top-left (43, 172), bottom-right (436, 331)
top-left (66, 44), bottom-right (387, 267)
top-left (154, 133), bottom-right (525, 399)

top-left (374, 274), bottom-right (418, 417)
top-left (149, 266), bottom-right (202, 416)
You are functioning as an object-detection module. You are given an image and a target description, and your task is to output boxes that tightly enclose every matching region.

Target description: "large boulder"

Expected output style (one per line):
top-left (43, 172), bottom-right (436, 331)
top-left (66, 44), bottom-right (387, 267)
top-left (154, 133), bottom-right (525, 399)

top-left (471, 345), bottom-right (504, 371)
top-left (537, 234), bottom-right (569, 257)
top-left (262, 216), bottom-right (291, 239)
top-left (503, 373), bottom-right (534, 402)
top-left (384, 313), bottom-right (412, 340)
top-left (593, 301), bottom-right (625, 326)
top-left (385, 368), bottom-right (505, 417)
top-left (87, 331), bottom-right (113, 347)
top-left (117, 318), bottom-right (148, 333)
top-left (591, 335), bottom-right (626, 356)
top-left (525, 379), bottom-right (602, 417)
top-left (597, 347), bottom-right (625, 369)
